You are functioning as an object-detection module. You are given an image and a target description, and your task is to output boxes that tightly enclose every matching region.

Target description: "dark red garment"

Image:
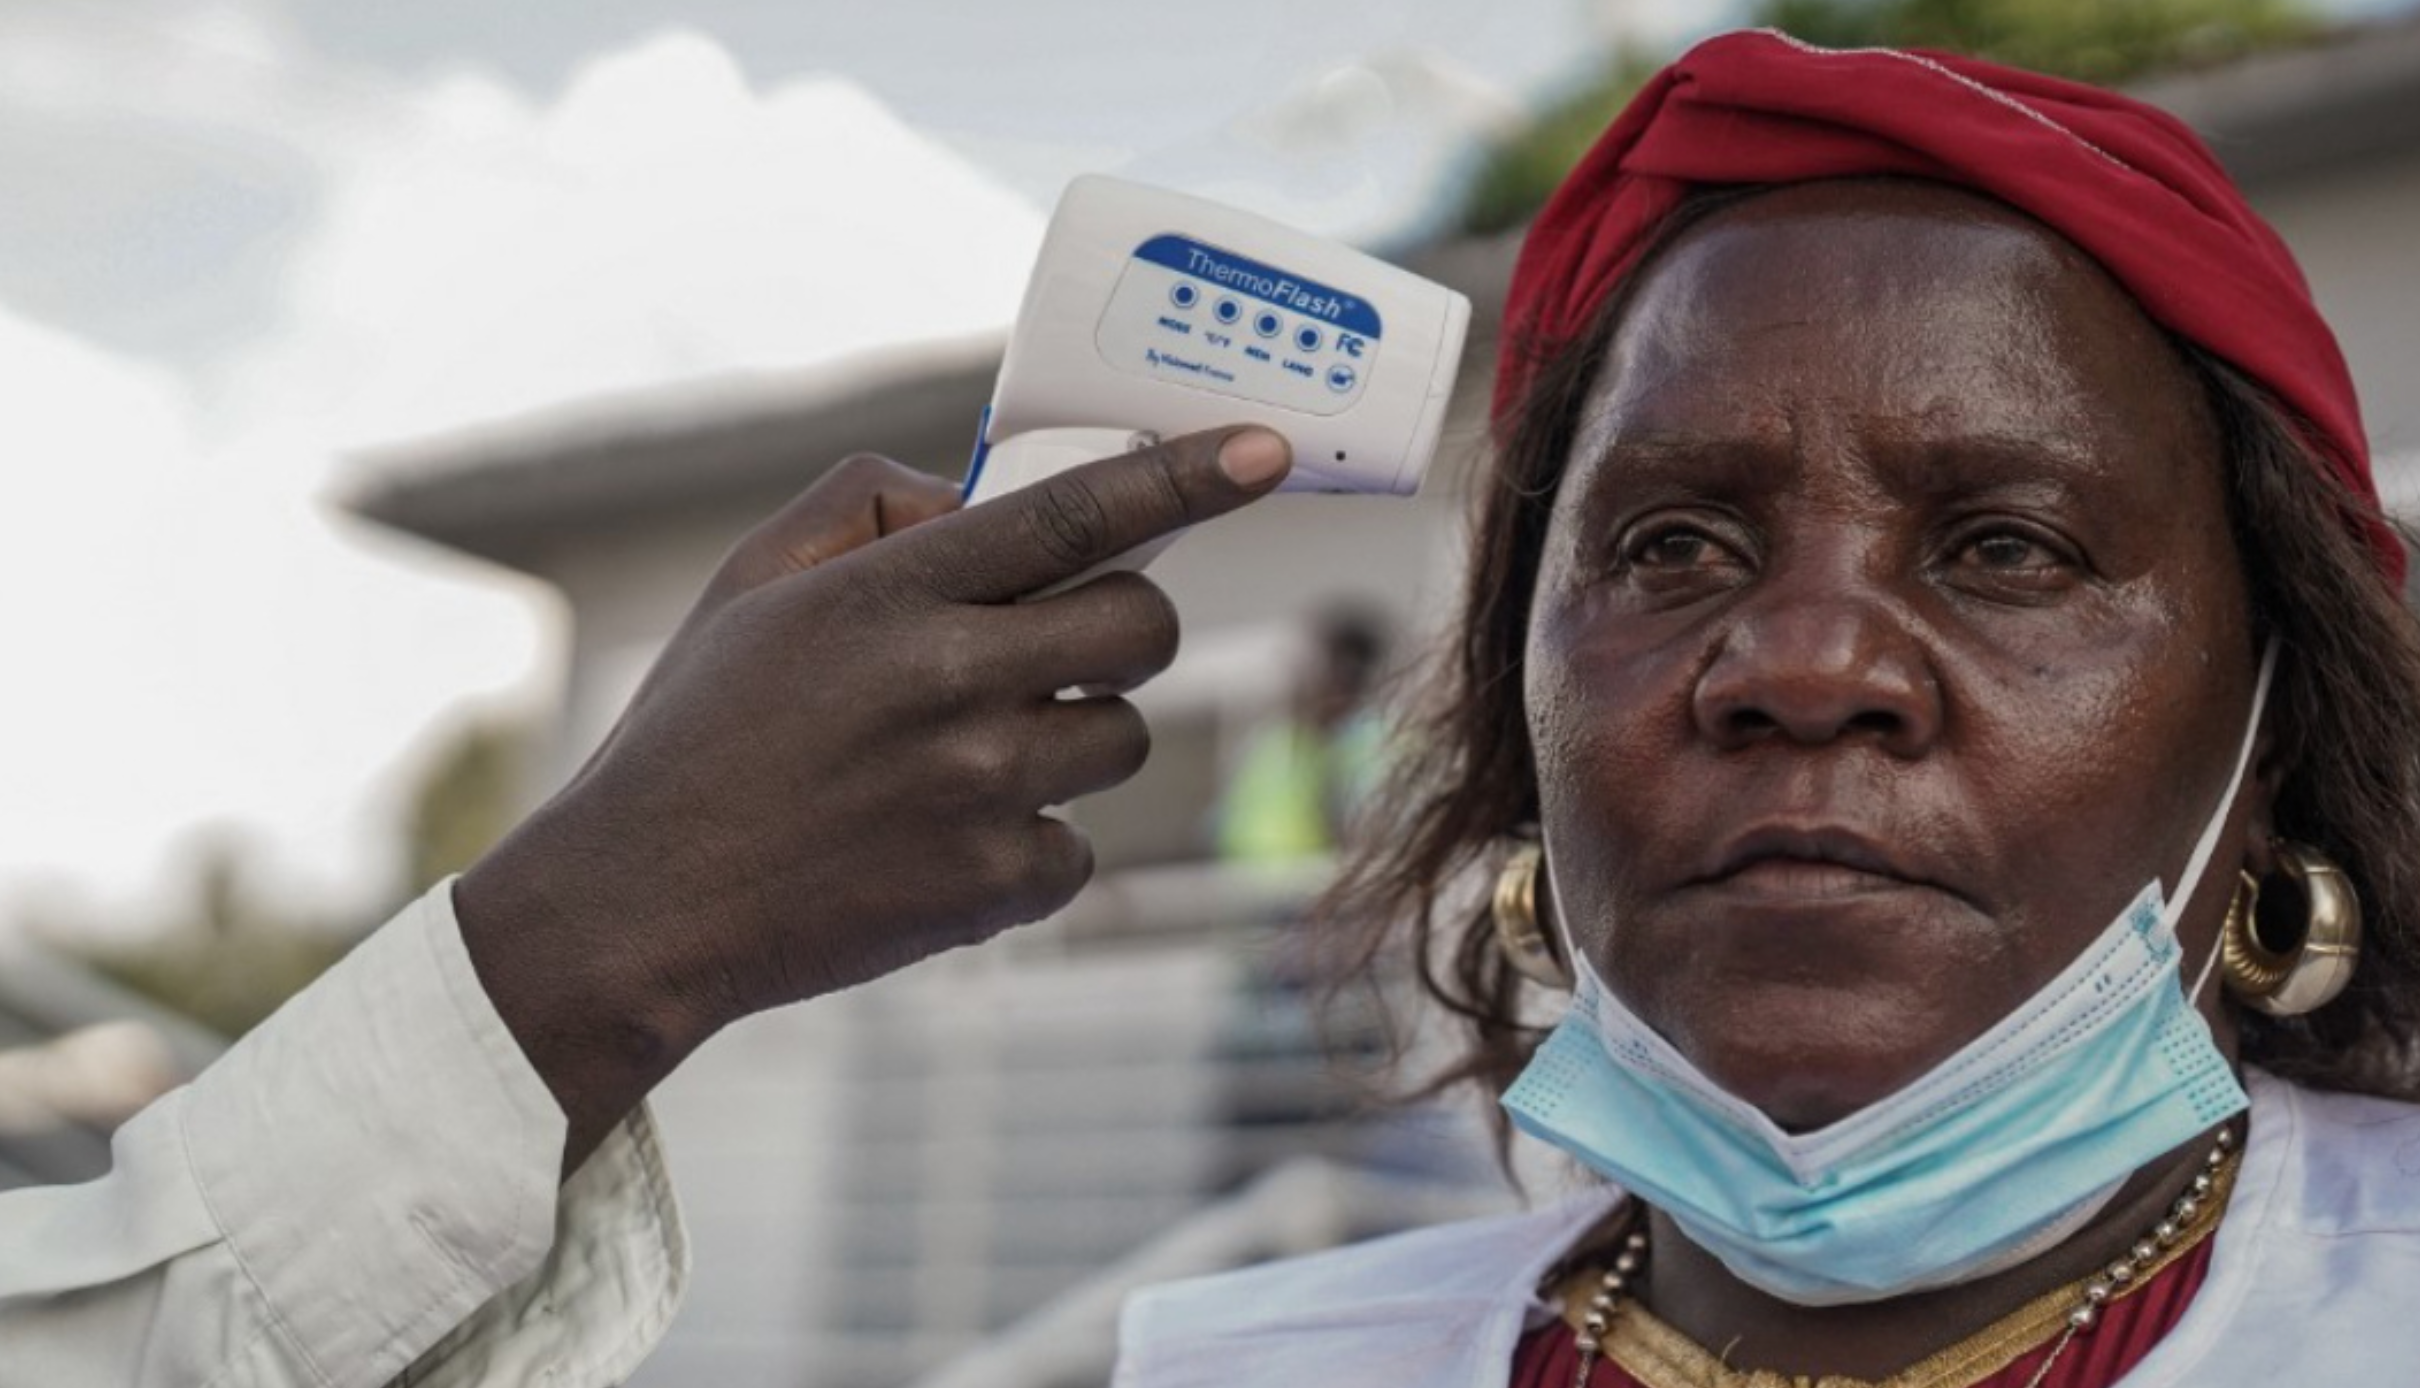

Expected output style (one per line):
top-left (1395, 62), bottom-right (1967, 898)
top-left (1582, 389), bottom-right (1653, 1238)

top-left (1510, 1236), bottom-right (2214, 1388)
top-left (1494, 28), bottom-right (2400, 584)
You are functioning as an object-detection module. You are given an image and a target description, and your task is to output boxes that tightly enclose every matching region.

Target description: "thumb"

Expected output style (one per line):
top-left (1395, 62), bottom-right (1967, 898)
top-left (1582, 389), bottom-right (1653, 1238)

top-left (708, 454), bottom-right (964, 602)
top-left (889, 426), bottom-right (1291, 604)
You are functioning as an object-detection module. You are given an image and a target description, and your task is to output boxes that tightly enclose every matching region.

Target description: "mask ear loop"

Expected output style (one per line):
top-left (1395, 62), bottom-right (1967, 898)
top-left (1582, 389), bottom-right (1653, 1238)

top-left (1541, 849), bottom-right (1624, 1006)
top-left (2178, 640), bottom-right (2280, 1006)
top-left (1541, 849), bottom-right (1586, 991)
top-left (2189, 914), bottom-right (2231, 1005)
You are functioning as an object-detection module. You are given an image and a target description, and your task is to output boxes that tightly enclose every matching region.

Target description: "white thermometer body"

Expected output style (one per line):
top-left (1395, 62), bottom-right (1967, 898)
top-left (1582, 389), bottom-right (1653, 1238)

top-left (963, 176), bottom-right (1470, 581)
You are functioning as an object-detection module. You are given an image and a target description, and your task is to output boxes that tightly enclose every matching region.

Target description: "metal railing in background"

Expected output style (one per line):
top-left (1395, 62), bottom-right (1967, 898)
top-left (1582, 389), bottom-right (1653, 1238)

top-left (904, 1157), bottom-right (1515, 1388)
top-left (0, 936), bottom-right (227, 1188)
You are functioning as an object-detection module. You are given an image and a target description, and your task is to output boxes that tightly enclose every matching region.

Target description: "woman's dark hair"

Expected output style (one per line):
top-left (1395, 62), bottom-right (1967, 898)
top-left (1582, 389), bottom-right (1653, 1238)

top-left (2203, 347), bottom-right (2420, 1093)
top-left (1320, 186), bottom-right (2420, 1143)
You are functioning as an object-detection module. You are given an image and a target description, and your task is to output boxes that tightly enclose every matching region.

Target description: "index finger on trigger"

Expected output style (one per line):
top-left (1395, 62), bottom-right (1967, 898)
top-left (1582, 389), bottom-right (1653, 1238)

top-left (887, 426), bottom-right (1291, 605)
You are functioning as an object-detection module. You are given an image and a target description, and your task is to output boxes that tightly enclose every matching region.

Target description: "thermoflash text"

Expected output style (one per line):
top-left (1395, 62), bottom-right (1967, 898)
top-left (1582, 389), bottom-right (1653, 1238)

top-left (963, 175), bottom-right (1471, 578)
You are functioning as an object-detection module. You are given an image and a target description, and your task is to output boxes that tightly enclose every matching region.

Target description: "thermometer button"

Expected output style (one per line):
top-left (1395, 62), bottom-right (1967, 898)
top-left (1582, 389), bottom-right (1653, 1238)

top-left (1214, 298), bottom-right (1242, 325)
top-left (1169, 281), bottom-right (1200, 310)
top-left (1253, 309), bottom-right (1284, 338)
top-left (1294, 324), bottom-right (1324, 354)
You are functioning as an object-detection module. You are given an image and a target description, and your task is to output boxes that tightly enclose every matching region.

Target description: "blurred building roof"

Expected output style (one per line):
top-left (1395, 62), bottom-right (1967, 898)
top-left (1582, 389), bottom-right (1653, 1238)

top-left (2131, 12), bottom-right (2420, 184)
top-left (342, 333), bottom-right (1006, 571)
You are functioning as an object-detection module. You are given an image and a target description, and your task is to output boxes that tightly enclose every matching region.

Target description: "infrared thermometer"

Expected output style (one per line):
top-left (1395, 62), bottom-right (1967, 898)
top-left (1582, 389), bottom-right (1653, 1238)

top-left (963, 175), bottom-right (1471, 579)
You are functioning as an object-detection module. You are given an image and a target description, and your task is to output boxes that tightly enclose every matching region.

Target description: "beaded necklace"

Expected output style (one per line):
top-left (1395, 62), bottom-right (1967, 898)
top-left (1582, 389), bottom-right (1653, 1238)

top-left (1556, 1125), bottom-right (2241, 1388)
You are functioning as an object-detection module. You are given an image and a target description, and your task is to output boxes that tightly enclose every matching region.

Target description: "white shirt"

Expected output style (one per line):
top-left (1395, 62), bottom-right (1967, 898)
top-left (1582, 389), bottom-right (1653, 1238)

top-left (1115, 1069), bottom-right (2420, 1388)
top-left (0, 882), bottom-right (689, 1387)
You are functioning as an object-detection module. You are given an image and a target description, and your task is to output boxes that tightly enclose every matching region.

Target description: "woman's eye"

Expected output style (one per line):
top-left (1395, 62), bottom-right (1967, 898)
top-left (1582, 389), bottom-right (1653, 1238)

top-left (1948, 525), bottom-right (2080, 593)
top-left (1636, 529), bottom-right (1714, 567)
top-left (1968, 533), bottom-right (2046, 568)
top-left (1613, 519), bottom-right (1749, 590)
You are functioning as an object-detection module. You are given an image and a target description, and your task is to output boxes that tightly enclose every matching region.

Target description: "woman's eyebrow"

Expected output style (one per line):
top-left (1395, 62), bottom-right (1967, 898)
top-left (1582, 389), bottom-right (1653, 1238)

top-left (1870, 432), bottom-right (2106, 502)
top-left (1585, 433), bottom-right (1784, 487)
top-left (1572, 429), bottom-right (2111, 516)
top-left (1568, 435), bottom-right (1782, 520)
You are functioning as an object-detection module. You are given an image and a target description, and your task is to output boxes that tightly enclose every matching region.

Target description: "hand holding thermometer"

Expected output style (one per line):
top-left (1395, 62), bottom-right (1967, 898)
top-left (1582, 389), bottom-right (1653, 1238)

top-left (963, 176), bottom-right (1471, 586)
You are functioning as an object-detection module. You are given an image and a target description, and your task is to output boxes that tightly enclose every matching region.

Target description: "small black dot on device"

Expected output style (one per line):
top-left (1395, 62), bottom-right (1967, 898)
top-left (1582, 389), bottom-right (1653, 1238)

top-left (1334, 450), bottom-right (1347, 461)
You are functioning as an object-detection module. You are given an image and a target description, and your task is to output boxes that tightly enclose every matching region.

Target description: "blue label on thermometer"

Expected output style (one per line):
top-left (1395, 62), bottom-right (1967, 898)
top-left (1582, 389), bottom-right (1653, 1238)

top-left (1099, 234), bottom-right (1380, 417)
top-left (1131, 236), bottom-right (1384, 339)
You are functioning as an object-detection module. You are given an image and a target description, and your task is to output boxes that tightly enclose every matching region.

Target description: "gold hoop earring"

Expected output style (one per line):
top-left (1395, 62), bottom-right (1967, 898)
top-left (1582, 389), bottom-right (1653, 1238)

top-left (1493, 841), bottom-right (1572, 990)
top-left (2221, 841), bottom-right (2362, 1017)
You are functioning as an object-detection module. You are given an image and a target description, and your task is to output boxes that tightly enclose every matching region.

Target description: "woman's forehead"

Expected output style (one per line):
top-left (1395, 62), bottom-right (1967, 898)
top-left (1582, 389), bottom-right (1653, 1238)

top-left (1573, 181), bottom-right (2215, 482)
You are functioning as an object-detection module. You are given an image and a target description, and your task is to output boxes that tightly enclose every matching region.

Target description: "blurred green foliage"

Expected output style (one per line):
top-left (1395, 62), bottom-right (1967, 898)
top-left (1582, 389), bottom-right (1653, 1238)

top-left (56, 714), bottom-right (535, 1040)
top-left (71, 841), bottom-right (353, 1039)
top-left (1460, 49), bottom-right (1668, 236)
top-left (1759, 0), bottom-right (2321, 82)
top-left (403, 717), bottom-right (532, 899)
top-left (1457, 0), bottom-right (2323, 234)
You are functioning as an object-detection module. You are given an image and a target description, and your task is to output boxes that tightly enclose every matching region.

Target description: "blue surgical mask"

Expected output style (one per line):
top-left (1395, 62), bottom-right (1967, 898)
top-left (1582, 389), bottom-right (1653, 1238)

top-left (1501, 644), bottom-right (2274, 1307)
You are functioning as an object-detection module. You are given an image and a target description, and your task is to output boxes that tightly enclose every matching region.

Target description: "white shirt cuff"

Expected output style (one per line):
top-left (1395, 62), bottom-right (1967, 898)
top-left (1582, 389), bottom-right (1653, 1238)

top-left (181, 880), bottom-right (687, 1388)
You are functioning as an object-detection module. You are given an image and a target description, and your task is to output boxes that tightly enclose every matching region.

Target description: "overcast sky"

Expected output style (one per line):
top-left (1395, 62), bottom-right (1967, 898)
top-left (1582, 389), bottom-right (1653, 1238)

top-left (0, 0), bottom-right (1732, 930)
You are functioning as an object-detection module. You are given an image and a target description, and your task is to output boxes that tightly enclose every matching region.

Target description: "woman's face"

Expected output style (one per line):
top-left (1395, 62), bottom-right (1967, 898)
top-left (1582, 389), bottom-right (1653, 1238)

top-left (1525, 181), bottom-right (2268, 1131)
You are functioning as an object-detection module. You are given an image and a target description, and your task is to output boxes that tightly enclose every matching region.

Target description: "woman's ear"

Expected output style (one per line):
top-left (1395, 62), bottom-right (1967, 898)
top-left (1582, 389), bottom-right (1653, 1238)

top-left (2241, 719), bottom-right (2290, 880)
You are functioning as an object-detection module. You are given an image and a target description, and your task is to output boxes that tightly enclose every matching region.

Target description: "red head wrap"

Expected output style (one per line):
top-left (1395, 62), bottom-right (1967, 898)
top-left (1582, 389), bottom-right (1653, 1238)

top-left (1497, 29), bottom-right (2402, 584)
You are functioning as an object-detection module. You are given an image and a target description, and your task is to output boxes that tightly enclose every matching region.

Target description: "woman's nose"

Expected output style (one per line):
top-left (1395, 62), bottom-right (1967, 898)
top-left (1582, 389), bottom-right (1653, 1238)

top-left (1690, 594), bottom-right (1942, 757)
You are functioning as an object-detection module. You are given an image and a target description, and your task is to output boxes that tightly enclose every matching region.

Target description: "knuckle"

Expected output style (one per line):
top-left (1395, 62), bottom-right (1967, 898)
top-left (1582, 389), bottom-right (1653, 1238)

top-left (944, 731), bottom-right (1025, 801)
top-left (1089, 570), bottom-right (1176, 624)
top-left (972, 830), bottom-right (1041, 902)
top-left (1069, 574), bottom-right (1180, 675)
top-left (716, 522), bottom-right (787, 590)
top-left (1105, 700), bottom-right (1152, 780)
top-left (954, 823), bottom-right (1092, 929)
top-left (1124, 580), bottom-right (1182, 668)
top-left (807, 568), bottom-right (898, 643)
top-left (728, 511), bottom-right (778, 557)
top-left (888, 540), bottom-right (975, 606)
top-left (911, 619), bottom-right (989, 708)
top-left (1052, 821), bottom-right (1098, 892)
top-left (824, 563), bottom-right (896, 619)
top-left (1025, 475), bottom-right (1114, 569)
top-left (1137, 438), bottom-right (1195, 525)
top-left (1029, 821), bottom-right (1096, 913)
top-left (831, 451), bottom-right (899, 481)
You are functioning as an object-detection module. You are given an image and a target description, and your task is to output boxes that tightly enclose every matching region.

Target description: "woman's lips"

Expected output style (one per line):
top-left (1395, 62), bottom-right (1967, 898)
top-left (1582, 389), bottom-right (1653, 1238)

top-left (1704, 856), bottom-right (1928, 901)
top-left (1690, 825), bottom-right (1962, 904)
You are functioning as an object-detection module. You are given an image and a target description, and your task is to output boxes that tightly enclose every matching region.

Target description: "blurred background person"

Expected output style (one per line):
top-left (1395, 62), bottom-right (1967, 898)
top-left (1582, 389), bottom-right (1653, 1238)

top-left (1214, 607), bottom-right (1394, 867)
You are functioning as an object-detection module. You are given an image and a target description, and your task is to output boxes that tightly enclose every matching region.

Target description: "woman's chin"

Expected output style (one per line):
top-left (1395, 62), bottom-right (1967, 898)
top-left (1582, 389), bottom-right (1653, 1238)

top-left (1732, 1069), bottom-right (1912, 1134)
top-left (1676, 1001), bottom-right (1969, 1132)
